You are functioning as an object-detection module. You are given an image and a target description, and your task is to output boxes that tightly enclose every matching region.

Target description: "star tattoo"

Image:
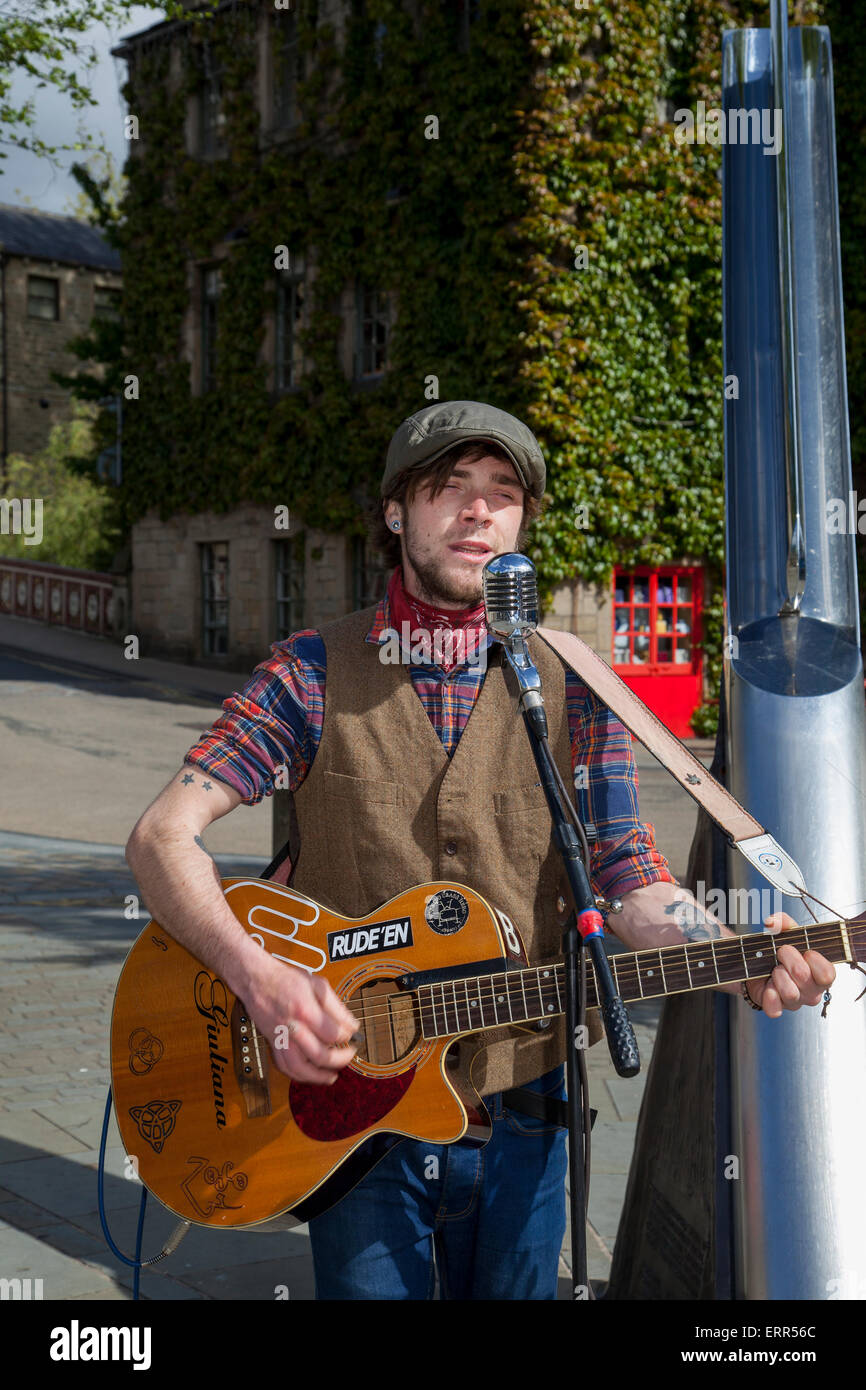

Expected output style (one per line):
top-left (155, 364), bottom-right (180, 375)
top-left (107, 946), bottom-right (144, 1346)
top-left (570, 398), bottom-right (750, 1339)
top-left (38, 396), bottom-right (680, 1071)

top-left (181, 773), bottom-right (194, 785)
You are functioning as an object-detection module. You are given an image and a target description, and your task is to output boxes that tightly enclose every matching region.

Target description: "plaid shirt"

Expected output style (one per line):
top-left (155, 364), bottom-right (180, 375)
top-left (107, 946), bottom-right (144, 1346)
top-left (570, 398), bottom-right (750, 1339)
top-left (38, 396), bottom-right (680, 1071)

top-left (184, 588), bottom-right (676, 903)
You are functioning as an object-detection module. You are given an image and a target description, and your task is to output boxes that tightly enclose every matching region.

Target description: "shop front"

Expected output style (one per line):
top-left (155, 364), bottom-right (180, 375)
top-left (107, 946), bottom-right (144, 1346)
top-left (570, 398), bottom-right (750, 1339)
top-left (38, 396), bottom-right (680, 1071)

top-left (612, 565), bottom-right (704, 738)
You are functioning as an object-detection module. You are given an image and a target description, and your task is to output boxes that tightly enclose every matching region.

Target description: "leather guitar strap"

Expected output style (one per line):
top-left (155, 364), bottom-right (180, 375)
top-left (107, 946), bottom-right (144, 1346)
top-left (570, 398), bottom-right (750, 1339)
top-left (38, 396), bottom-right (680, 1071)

top-left (535, 625), bottom-right (807, 899)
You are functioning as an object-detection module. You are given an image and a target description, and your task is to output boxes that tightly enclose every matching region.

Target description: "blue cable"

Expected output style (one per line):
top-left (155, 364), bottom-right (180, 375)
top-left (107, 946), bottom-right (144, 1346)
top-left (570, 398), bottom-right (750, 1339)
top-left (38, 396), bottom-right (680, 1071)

top-left (97, 1086), bottom-right (149, 1299)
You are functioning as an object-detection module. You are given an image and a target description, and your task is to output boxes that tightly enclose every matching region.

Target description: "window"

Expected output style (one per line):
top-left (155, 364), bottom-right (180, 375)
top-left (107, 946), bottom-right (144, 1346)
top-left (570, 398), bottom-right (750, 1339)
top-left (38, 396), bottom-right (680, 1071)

top-left (201, 542), bottom-right (229, 656)
top-left (354, 286), bottom-right (392, 380)
top-left (612, 568), bottom-right (700, 669)
top-left (94, 286), bottom-right (121, 322)
top-left (352, 537), bottom-right (389, 610)
top-left (274, 533), bottom-right (306, 639)
top-left (275, 256), bottom-right (306, 392)
top-left (201, 266), bottom-right (222, 392)
top-left (28, 276), bottom-right (59, 320)
top-left (198, 42), bottom-right (226, 156)
top-left (96, 397), bottom-right (122, 484)
top-left (271, 10), bottom-right (303, 130)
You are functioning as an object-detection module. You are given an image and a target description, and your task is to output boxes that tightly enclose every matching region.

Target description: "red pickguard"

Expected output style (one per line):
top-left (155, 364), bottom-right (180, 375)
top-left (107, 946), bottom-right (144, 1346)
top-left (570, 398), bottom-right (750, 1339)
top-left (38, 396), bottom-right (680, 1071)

top-left (289, 1065), bottom-right (416, 1141)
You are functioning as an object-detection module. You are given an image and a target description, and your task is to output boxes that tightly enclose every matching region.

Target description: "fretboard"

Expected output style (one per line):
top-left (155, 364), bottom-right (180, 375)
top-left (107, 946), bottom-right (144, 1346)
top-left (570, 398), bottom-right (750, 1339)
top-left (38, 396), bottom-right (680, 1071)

top-left (414, 920), bottom-right (861, 1040)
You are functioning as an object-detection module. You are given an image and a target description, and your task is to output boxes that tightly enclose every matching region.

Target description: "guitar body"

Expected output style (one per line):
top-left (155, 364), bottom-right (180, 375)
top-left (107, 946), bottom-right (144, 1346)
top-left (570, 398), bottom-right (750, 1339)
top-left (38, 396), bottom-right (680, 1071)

top-left (111, 878), bottom-right (528, 1230)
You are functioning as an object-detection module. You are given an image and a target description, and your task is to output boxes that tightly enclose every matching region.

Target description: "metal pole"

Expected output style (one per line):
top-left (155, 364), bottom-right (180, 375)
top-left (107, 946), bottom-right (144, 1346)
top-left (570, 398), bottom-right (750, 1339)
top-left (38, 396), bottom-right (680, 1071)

top-left (770, 0), bottom-right (807, 616)
top-left (0, 242), bottom-right (8, 482)
top-left (723, 19), bottom-right (866, 1300)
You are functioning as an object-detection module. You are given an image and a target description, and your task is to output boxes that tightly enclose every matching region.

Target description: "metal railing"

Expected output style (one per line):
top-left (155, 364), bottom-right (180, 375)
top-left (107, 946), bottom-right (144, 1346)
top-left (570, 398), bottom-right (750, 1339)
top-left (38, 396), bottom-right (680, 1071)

top-left (0, 555), bottom-right (128, 637)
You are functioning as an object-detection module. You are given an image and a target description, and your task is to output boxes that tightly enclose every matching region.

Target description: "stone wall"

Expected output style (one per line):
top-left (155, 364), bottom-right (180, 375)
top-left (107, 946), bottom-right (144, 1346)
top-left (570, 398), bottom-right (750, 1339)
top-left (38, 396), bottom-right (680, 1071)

top-left (0, 254), bottom-right (122, 460)
top-left (546, 575), bottom-right (613, 659)
top-left (131, 502), bottom-right (350, 668)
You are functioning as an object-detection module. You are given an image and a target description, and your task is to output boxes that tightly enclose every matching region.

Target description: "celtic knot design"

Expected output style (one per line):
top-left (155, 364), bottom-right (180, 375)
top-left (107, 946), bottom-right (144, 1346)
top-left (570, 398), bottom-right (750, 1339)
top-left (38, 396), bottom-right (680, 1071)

top-left (129, 1099), bottom-right (182, 1153)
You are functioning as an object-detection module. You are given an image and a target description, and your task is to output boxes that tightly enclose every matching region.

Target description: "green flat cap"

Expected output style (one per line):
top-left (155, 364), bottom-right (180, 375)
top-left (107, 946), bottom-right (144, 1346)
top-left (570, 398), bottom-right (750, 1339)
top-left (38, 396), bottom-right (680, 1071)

top-left (381, 400), bottom-right (546, 499)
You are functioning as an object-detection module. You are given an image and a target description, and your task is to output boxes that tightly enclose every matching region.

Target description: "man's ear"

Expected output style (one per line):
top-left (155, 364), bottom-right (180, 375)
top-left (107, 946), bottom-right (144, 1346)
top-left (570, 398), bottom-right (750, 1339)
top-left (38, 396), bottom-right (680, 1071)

top-left (384, 501), bottom-right (402, 531)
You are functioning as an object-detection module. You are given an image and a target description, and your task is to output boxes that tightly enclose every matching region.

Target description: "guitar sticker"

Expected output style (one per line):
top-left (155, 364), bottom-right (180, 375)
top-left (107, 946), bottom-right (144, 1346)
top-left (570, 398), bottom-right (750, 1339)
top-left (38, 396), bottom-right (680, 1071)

top-left (328, 916), bottom-right (414, 961)
top-left (425, 890), bottom-right (469, 935)
top-left (224, 883), bottom-right (328, 974)
top-left (128, 1099), bottom-right (181, 1153)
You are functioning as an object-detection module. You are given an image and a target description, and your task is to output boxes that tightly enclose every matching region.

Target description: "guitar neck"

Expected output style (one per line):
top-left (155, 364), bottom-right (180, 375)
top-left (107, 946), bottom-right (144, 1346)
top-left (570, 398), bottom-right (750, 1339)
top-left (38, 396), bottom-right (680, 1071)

top-left (415, 919), bottom-right (861, 1040)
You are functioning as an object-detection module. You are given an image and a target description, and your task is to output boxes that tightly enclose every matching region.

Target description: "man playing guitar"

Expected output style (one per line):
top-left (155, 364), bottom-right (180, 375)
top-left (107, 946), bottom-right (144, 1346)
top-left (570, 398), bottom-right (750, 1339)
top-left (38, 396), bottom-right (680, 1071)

top-left (125, 400), bottom-right (835, 1299)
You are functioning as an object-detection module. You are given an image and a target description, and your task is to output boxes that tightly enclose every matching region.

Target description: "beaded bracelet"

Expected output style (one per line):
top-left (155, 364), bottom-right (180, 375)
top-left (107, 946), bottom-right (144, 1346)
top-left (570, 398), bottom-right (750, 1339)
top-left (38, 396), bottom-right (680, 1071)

top-left (742, 980), bottom-right (763, 1011)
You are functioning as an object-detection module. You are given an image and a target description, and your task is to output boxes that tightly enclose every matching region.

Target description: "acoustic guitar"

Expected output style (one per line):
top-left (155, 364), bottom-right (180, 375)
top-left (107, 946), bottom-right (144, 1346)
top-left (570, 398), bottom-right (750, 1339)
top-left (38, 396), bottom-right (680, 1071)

top-left (110, 876), bottom-right (864, 1230)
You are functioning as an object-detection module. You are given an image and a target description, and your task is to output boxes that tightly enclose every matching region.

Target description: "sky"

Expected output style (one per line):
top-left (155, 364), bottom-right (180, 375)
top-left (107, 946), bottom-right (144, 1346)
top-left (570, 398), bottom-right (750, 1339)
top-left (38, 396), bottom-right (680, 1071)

top-left (1, 6), bottom-right (165, 216)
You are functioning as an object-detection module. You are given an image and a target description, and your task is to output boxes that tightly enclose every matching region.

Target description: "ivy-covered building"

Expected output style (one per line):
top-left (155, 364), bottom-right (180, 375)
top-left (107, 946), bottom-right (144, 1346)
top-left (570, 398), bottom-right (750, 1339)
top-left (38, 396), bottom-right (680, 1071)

top-left (109, 0), bottom-right (864, 736)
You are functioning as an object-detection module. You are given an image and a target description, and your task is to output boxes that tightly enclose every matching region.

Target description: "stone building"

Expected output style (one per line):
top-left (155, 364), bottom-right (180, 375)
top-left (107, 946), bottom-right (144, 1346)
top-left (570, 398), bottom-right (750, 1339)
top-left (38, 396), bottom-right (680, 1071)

top-left (111, 1), bottom-right (698, 736)
top-left (113, 1), bottom-right (613, 673)
top-left (0, 205), bottom-right (122, 464)
top-left (128, 501), bottom-right (613, 673)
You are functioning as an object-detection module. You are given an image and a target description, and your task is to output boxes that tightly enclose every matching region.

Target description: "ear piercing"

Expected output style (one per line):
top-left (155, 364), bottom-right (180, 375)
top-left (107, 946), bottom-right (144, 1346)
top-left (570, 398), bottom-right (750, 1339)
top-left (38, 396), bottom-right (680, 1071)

top-left (391, 520), bottom-right (401, 531)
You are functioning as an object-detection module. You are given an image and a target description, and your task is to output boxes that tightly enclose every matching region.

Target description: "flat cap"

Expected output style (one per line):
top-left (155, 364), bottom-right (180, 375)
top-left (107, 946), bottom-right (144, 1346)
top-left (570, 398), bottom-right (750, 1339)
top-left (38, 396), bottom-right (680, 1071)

top-left (381, 400), bottom-right (546, 499)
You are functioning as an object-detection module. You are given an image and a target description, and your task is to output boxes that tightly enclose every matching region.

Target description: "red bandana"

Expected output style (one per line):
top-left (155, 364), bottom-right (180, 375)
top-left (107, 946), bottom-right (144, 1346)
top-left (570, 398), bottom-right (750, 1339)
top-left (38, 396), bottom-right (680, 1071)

top-left (385, 566), bottom-right (488, 672)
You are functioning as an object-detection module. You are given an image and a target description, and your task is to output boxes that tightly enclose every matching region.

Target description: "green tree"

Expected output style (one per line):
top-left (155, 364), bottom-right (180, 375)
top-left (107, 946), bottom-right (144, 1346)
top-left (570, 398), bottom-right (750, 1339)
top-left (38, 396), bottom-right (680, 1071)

top-left (0, 0), bottom-right (216, 170)
top-left (63, 149), bottom-right (127, 224)
top-left (0, 403), bottom-right (122, 569)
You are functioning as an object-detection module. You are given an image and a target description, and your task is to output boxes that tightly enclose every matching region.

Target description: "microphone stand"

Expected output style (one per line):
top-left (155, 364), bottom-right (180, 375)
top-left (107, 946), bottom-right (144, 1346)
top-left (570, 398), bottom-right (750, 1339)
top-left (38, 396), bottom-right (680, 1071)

top-left (500, 631), bottom-right (641, 1301)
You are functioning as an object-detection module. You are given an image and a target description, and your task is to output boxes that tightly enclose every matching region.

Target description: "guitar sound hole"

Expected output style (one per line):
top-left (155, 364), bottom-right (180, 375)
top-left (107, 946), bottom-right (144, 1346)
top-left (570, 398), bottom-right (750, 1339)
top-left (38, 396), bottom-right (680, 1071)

top-left (349, 979), bottom-right (420, 1065)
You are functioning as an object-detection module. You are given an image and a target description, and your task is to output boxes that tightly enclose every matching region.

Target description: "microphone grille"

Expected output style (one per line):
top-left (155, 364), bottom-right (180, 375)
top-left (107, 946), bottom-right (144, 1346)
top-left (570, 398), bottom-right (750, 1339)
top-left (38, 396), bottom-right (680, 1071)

top-left (482, 554), bottom-right (539, 636)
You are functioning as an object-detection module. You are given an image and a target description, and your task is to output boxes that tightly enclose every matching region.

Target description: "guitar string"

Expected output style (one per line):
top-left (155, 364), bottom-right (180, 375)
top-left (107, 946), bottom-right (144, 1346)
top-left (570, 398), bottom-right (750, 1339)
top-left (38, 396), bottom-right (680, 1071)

top-left (339, 921), bottom-right (855, 1023)
top-left (334, 921), bottom-right (857, 1031)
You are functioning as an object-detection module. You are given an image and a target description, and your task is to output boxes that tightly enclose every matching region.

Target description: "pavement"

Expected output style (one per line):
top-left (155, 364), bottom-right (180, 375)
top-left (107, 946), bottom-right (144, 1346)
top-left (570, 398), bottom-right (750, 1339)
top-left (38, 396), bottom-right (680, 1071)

top-left (0, 613), bottom-right (712, 1301)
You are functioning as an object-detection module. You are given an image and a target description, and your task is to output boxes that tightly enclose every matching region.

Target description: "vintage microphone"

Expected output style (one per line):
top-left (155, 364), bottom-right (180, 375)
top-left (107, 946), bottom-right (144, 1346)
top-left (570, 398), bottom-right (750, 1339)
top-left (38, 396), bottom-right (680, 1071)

top-left (482, 551), bottom-right (639, 1298)
top-left (481, 552), bottom-right (546, 735)
top-left (482, 552), bottom-right (640, 1074)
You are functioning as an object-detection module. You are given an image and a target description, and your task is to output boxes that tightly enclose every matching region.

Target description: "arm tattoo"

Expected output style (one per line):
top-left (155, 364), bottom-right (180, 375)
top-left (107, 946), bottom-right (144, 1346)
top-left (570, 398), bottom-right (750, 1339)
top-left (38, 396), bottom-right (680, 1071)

top-left (180, 771), bottom-right (213, 790)
top-left (663, 899), bottom-right (723, 941)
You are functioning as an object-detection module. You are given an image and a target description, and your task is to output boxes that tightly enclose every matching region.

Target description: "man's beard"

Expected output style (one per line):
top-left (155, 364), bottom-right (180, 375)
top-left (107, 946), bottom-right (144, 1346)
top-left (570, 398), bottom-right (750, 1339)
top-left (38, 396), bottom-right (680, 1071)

top-left (402, 523), bottom-right (488, 607)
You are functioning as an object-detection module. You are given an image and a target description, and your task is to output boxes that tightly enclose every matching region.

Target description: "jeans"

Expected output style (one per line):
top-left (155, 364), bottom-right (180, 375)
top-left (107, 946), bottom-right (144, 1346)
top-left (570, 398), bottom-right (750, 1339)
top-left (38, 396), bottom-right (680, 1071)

top-left (307, 1064), bottom-right (567, 1300)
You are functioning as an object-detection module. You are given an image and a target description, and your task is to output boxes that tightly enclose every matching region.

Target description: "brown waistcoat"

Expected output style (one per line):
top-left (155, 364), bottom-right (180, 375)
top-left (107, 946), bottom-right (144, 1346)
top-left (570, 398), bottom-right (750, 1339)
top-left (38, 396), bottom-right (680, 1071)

top-left (289, 606), bottom-right (602, 1096)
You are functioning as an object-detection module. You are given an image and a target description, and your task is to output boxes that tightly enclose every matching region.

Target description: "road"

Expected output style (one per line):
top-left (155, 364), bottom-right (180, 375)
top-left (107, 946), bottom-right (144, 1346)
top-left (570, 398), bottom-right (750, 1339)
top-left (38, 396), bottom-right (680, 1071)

top-left (0, 626), bottom-right (272, 855)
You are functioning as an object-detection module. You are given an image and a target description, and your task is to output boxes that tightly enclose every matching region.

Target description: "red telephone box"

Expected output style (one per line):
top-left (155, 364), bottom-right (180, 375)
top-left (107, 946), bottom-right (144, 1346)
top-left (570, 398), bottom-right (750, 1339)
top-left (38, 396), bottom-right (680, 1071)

top-left (612, 566), bottom-right (704, 738)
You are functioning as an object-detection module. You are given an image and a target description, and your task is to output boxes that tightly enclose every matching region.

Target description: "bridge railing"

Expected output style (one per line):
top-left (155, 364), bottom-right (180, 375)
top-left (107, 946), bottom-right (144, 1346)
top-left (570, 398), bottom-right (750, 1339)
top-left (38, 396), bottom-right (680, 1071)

top-left (0, 556), bottom-right (128, 638)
